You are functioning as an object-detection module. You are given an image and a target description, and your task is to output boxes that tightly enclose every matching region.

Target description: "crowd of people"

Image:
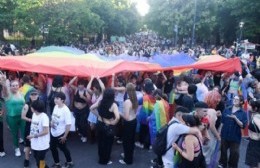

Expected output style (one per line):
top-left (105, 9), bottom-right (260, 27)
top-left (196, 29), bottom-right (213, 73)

top-left (0, 32), bottom-right (259, 168)
top-left (2, 31), bottom-right (258, 62)
top-left (0, 57), bottom-right (259, 168)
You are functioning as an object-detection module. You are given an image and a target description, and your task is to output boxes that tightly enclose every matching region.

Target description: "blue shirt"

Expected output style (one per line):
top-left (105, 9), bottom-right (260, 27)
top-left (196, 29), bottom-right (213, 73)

top-left (221, 107), bottom-right (248, 143)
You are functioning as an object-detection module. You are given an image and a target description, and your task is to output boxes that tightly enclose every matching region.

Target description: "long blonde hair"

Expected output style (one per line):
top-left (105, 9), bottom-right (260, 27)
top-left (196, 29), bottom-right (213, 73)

top-left (126, 83), bottom-right (138, 111)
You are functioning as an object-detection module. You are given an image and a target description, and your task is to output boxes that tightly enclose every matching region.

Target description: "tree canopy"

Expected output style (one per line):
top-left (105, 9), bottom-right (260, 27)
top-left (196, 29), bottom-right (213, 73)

top-left (145, 0), bottom-right (260, 45)
top-left (0, 0), bottom-right (141, 45)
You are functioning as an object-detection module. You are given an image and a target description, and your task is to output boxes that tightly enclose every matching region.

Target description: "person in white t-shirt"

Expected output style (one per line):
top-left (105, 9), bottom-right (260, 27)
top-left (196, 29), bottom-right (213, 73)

top-left (160, 107), bottom-right (202, 168)
top-left (50, 92), bottom-right (73, 168)
top-left (26, 100), bottom-right (49, 168)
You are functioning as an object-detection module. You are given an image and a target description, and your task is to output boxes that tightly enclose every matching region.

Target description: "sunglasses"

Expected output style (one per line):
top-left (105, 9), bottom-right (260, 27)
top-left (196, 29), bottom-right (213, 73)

top-left (30, 93), bottom-right (38, 96)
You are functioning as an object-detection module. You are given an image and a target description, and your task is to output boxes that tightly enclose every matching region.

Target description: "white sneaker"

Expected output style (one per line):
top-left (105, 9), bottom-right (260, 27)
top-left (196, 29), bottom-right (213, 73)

top-left (119, 159), bottom-right (126, 164)
top-left (81, 137), bottom-right (87, 143)
top-left (107, 161), bottom-right (112, 165)
top-left (135, 142), bottom-right (144, 149)
top-left (0, 152), bottom-right (6, 157)
top-left (116, 140), bottom-right (123, 144)
top-left (15, 148), bottom-right (21, 157)
top-left (19, 138), bottom-right (24, 144)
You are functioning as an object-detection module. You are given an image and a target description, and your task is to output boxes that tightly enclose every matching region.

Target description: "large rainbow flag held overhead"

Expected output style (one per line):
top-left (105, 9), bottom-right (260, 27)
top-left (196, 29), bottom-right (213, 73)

top-left (0, 46), bottom-right (242, 77)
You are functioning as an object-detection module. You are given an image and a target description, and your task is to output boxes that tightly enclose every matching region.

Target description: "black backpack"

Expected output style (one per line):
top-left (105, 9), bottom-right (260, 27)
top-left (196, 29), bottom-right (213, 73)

top-left (153, 120), bottom-right (178, 156)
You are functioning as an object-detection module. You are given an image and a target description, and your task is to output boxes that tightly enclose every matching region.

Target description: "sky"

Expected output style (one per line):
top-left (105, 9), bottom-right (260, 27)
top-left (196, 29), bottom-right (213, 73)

top-left (131, 0), bottom-right (150, 16)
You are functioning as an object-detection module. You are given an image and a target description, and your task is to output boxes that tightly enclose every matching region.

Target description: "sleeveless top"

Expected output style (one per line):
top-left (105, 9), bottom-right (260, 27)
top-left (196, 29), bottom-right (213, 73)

top-left (5, 93), bottom-right (25, 117)
top-left (74, 90), bottom-right (87, 103)
top-left (248, 118), bottom-right (260, 133)
top-left (25, 103), bottom-right (33, 135)
top-left (99, 105), bottom-right (115, 120)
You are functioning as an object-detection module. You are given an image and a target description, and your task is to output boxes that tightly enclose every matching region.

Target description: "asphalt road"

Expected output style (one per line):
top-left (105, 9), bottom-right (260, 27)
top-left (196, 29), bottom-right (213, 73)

top-left (0, 125), bottom-right (249, 168)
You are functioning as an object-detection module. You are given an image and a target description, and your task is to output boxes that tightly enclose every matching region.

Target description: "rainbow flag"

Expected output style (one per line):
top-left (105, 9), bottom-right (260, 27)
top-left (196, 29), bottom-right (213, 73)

top-left (149, 99), bottom-right (170, 144)
top-left (138, 94), bottom-right (156, 124)
top-left (19, 84), bottom-right (34, 101)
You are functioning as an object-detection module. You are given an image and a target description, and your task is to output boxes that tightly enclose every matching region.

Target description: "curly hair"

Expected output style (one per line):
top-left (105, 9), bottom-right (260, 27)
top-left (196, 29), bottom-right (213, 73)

top-left (204, 90), bottom-right (221, 109)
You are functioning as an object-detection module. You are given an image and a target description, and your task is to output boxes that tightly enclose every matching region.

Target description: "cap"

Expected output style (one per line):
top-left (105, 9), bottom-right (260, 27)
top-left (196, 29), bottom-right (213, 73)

top-left (29, 88), bottom-right (39, 95)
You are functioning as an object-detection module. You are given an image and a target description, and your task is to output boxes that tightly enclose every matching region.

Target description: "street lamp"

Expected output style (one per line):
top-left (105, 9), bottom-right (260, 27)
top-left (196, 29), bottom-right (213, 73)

top-left (39, 24), bottom-right (49, 46)
top-left (174, 24), bottom-right (178, 47)
top-left (239, 21), bottom-right (244, 43)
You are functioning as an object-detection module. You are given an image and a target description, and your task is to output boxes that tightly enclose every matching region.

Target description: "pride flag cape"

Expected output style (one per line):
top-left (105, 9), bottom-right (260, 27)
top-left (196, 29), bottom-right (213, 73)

top-left (138, 94), bottom-right (156, 124)
top-left (149, 99), bottom-right (170, 145)
top-left (19, 84), bottom-right (34, 102)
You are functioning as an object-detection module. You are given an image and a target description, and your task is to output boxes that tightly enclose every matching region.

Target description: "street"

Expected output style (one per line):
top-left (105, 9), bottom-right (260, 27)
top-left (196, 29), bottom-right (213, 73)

top-left (0, 125), bottom-right (248, 168)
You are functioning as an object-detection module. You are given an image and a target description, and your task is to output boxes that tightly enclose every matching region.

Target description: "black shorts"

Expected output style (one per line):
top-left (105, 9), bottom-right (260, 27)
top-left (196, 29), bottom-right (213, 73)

top-left (245, 139), bottom-right (260, 167)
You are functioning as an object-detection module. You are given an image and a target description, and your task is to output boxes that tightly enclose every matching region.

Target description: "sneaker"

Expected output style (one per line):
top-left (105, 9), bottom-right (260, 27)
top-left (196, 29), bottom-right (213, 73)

top-left (120, 153), bottom-right (124, 158)
top-left (107, 161), bottom-right (112, 165)
top-left (24, 159), bottom-right (29, 168)
top-left (116, 140), bottom-right (123, 144)
top-left (151, 158), bottom-right (158, 164)
top-left (217, 164), bottom-right (224, 168)
top-left (119, 159), bottom-right (126, 165)
top-left (52, 163), bottom-right (62, 168)
top-left (81, 137), bottom-right (87, 143)
top-left (62, 162), bottom-right (74, 168)
top-left (0, 152), bottom-right (6, 157)
top-left (15, 148), bottom-right (21, 157)
top-left (151, 164), bottom-right (163, 168)
top-left (135, 142), bottom-right (144, 149)
top-left (19, 138), bottom-right (24, 144)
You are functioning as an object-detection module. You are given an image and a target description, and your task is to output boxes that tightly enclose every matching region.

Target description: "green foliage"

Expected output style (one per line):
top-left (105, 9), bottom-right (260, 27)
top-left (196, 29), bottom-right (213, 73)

top-left (145, 0), bottom-right (260, 45)
top-left (0, 0), bottom-right (141, 45)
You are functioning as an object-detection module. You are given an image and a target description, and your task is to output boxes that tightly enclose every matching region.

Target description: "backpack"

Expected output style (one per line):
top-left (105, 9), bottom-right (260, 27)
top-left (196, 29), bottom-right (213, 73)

top-left (152, 120), bottom-right (178, 156)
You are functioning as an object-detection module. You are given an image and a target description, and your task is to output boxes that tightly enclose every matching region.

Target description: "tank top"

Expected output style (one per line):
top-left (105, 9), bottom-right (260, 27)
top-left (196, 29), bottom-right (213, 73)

top-left (6, 93), bottom-right (25, 117)
top-left (248, 118), bottom-right (260, 133)
top-left (74, 90), bottom-right (87, 103)
top-left (99, 106), bottom-right (115, 120)
top-left (25, 103), bottom-right (33, 124)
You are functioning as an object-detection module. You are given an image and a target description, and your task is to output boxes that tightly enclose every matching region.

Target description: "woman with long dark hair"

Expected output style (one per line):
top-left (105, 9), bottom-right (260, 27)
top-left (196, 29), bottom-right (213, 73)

top-left (173, 114), bottom-right (205, 168)
top-left (119, 83), bottom-right (138, 165)
top-left (90, 88), bottom-right (120, 165)
top-left (21, 89), bottom-right (40, 168)
top-left (48, 75), bottom-right (65, 115)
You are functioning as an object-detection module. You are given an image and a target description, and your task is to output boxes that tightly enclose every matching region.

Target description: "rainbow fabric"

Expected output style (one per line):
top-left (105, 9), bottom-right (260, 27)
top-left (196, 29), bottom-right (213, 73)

top-left (149, 99), bottom-right (170, 144)
top-left (138, 94), bottom-right (156, 124)
top-left (19, 84), bottom-right (34, 101)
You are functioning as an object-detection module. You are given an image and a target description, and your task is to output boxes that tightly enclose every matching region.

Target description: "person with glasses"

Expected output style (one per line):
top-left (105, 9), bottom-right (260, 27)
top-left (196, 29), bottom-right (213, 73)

top-left (0, 72), bottom-right (25, 157)
top-left (219, 95), bottom-right (248, 168)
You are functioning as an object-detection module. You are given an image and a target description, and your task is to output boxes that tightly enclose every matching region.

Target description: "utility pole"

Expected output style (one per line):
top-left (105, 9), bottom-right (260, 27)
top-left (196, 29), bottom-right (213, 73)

top-left (191, 0), bottom-right (197, 48)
